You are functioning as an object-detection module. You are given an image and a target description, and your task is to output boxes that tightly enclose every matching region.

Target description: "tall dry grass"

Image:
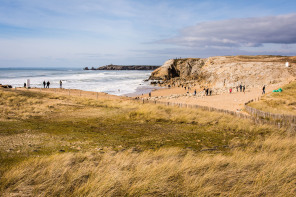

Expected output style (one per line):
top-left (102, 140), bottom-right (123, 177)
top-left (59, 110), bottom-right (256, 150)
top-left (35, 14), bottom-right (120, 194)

top-left (1, 88), bottom-right (295, 196)
top-left (1, 132), bottom-right (296, 196)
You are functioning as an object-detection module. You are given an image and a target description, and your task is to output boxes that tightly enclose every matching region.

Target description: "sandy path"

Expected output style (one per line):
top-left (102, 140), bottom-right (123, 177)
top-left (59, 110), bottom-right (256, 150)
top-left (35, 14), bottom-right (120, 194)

top-left (140, 82), bottom-right (291, 112)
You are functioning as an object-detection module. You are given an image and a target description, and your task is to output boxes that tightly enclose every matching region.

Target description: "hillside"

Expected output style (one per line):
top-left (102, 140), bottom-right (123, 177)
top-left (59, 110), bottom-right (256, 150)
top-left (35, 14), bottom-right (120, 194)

top-left (248, 80), bottom-right (296, 115)
top-left (150, 56), bottom-right (296, 90)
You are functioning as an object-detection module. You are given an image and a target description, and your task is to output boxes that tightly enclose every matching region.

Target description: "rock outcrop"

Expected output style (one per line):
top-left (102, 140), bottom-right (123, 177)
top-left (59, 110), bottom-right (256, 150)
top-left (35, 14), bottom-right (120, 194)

top-left (84, 65), bottom-right (160, 70)
top-left (0, 85), bottom-right (12, 88)
top-left (150, 56), bottom-right (296, 88)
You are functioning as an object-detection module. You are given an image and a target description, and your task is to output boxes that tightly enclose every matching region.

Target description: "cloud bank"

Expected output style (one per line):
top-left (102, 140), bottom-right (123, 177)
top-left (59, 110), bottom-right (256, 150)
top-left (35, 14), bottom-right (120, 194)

top-left (161, 13), bottom-right (296, 48)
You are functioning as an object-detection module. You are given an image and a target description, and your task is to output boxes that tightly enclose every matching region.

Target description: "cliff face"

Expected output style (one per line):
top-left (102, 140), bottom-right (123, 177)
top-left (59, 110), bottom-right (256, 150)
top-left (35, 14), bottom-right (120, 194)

top-left (150, 56), bottom-right (296, 88)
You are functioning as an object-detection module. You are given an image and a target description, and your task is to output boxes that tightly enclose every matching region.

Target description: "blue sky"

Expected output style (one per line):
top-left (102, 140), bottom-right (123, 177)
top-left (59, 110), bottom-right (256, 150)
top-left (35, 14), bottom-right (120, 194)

top-left (0, 0), bottom-right (295, 68)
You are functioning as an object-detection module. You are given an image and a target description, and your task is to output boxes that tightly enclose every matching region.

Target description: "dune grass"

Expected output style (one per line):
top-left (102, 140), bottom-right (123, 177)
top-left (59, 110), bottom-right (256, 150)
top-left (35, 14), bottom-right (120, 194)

top-left (0, 88), bottom-right (294, 196)
top-left (2, 139), bottom-right (296, 196)
top-left (248, 80), bottom-right (296, 115)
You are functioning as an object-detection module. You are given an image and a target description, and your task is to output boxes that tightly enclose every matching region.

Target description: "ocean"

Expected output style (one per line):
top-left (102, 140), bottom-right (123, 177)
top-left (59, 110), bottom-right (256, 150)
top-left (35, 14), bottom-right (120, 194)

top-left (0, 68), bottom-right (158, 96)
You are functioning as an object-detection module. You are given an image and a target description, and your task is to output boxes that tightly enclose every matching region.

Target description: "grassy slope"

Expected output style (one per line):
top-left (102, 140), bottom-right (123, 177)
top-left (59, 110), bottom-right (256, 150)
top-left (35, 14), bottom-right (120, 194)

top-left (248, 80), bottom-right (296, 115)
top-left (0, 88), bottom-right (295, 196)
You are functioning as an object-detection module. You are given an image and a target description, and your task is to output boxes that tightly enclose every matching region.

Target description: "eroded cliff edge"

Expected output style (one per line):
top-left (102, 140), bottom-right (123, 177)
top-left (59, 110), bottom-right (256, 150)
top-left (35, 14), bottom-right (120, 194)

top-left (150, 55), bottom-right (296, 89)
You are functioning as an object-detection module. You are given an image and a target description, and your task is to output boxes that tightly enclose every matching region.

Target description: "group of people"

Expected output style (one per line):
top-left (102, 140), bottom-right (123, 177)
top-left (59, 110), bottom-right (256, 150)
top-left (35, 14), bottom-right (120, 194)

top-left (43, 81), bottom-right (50, 88)
top-left (42, 80), bottom-right (63, 88)
top-left (230, 84), bottom-right (246, 94)
top-left (203, 88), bottom-right (212, 96)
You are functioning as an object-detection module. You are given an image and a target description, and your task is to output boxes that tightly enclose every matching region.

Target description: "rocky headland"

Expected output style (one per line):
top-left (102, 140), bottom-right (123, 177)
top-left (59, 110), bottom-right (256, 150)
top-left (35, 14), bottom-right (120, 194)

top-left (84, 65), bottom-right (160, 70)
top-left (149, 55), bottom-right (296, 90)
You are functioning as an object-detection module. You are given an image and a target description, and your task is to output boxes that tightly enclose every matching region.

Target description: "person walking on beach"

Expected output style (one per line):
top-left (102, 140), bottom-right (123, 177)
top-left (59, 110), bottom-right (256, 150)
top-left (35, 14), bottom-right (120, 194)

top-left (229, 88), bottom-right (232, 94)
top-left (239, 84), bottom-right (242, 92)
top-left (262, 85), bottom-right (266, 95)
top-left (46, 81), bottom-right (50, 88)
top-left (243, 85), bottom-right (245, 94)
top-left (43, 81), bottom-right (46, 88)
top-left (24, 83), bottom-right (26, 88)
top-left (194, 89), bottom-right (196, 96)
top-left (149, 92), bottom-right (151, 97)
top-left (205, 88), bottom-right (208, 96)
top-left (60, 80), bottom-right (62, 89)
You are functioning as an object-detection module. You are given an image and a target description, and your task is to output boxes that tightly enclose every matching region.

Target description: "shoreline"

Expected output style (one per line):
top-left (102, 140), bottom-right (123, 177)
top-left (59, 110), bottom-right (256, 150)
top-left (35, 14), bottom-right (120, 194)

top-left (7, 77), bottom-right (294, 114)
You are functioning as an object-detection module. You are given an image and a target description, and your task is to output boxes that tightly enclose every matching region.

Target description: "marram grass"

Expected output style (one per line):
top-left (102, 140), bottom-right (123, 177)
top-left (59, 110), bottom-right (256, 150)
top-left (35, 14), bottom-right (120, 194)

top-left (0, 88), bottom-right (294, 196)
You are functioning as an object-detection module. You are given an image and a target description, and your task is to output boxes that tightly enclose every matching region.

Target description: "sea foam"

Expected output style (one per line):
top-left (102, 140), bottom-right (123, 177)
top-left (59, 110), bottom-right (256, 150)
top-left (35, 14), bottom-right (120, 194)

top-left (0, 68), bottom-right (155, 96)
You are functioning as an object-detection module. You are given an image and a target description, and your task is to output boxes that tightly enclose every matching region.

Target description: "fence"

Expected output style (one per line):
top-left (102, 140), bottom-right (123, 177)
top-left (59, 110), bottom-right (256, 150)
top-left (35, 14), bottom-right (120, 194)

top-left (139, 99), bottom-right (253, 119)
top-left (244, 100), bottom-right (296, 128)
top-left (138, 98), bottom-right (296, 131)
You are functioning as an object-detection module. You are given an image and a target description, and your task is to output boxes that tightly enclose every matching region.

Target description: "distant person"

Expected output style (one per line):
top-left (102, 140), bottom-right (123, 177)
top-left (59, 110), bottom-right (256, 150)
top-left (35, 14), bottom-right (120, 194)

top-left (243, 85), bottom-right (245, 93)
top-left (229, 88), bottom-right (232, 94)
top-left (194, 89), bottom-right (196, 96)
top-left (205, 88), bottom-right (209, 96)
top-left (24, 83), bottom-right (26, 88)
top-left (239, 84), bottom-right (242, 92)
top-left (209, 89), bottom-right (212, 96)
top-left (236, 86), bottom-right (239, 92)
top-left (60, 80), bottom-right (62, 89)
top-left (43, 81), bottom-right (46, 88)
top-left (47, 81), bottom-right (50, 88)
top-left (262, 85), bottom-right (266, 95)
top-left (149, 92), bottom-right (151, 97)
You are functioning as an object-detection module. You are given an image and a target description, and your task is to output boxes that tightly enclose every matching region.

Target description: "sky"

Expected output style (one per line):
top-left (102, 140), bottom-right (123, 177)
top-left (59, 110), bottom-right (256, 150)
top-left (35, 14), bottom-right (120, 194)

top-left (0, 0), bottom-right (296, 68)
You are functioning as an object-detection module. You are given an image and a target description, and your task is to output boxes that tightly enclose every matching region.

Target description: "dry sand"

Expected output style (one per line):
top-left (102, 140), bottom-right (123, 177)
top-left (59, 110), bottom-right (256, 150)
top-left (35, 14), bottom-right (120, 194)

top-left (140, 81), bottom-right (293, 112)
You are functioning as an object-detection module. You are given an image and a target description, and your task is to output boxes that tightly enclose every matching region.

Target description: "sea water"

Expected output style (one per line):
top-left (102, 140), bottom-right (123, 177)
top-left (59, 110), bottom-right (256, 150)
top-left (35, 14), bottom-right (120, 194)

top-left (0, 68), bottom-right (158, 96)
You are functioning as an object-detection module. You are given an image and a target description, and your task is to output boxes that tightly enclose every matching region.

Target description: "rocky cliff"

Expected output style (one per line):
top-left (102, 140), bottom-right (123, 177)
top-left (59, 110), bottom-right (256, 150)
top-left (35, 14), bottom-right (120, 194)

top-left (150, 56), bottom-right (296, 88)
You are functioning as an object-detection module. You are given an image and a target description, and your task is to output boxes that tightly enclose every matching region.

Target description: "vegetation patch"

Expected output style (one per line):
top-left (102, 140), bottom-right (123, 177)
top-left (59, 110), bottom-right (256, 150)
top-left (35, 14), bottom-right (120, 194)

top-left (248, 80), bottom-right (296, 115)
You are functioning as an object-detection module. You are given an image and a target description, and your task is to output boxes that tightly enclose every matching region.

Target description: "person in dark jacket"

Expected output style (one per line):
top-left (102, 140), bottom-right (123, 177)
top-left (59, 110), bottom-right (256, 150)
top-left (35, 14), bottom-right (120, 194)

top-left (262, 85), bottom-right (266, 94)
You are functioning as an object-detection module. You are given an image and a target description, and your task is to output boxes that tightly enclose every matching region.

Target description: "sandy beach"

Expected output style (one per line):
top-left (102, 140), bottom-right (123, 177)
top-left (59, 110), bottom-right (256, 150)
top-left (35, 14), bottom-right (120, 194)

top-left (140, 81), bottom-right (293, 112)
